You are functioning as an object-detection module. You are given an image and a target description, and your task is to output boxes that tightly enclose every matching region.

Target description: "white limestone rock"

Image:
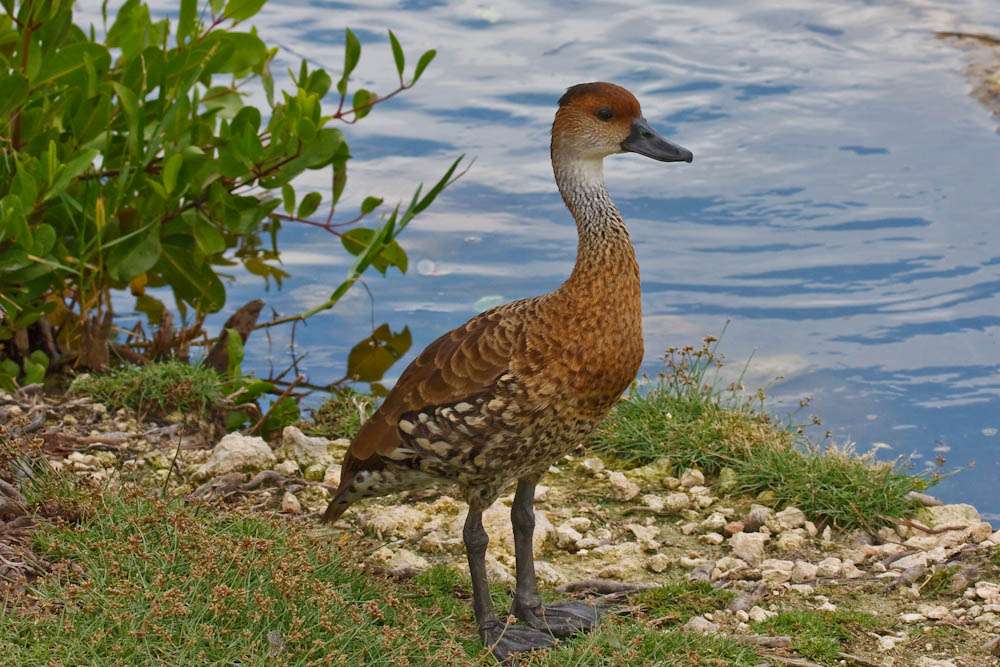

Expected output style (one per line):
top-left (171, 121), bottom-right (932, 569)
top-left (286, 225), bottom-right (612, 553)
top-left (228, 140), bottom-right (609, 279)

top-left (761, 559), bottom-right (794, 584)
top-left (700, 512), bottom-right (728, 532)
top-left (281, 425), bottom-right (334, 468)
top-left (900, 504), bottom-right (983, 549)
top-left (918, 604), bottom-right (950, 620)
top-left (627, 523), bottom-right (661, 550)
top-left (386, 548), bottom-right (429, 571)
top-left (730, 532), bottom-right (768, 566)
top-left (773, 506), bottom-right (806, 531)
top-left (274, 459), bottom-right (300, 476)
top-left (646, 553), bottom-right (673, 573)
top-left (607, 471), bottom-right (640, 501)
top-left (791, 560), bottom-right (818, 583)
top-left (775, 529), bottom-right (807, 551)
top-left (891, 552), bottom-right (927, 571)
top-left (683, 616), bottom-right (719, 635)
top-left (816, 557), bottom-right (843, 578)
top-left (534, 561), bottom-right (566, 585)
top-left (840, 561), bottom-right (864, 579)
top-left (280, 491), bottom-right (301, 514)
top-left (748, 606), bottom-right (776, 623)
top-left (556, 522), bottom-right (584, 550)
top-left (641, 494), bottom-right (666, 512)
top-left (579, 457), bottom-right (605, 475)
top-left (680, 467), bottom-right (705, 488)
top-left (368, 505), bottom-right (427, 539)
top-left (323, 463), bottom-right (342, 487)
top-left (663, 492), bottom-right (691, 513)
top-left (194, 433), bottom-right (276, 480)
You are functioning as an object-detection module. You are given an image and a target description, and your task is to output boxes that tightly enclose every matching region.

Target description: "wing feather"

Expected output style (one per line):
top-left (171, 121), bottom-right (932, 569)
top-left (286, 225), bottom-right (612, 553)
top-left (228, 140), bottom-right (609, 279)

top-left (348, 303), bottom-right (526, 460)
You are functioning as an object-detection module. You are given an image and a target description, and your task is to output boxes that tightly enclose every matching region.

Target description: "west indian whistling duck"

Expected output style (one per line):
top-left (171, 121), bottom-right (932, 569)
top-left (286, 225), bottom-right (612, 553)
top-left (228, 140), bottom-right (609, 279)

top-left (323, 82), bottom-right (693, 660)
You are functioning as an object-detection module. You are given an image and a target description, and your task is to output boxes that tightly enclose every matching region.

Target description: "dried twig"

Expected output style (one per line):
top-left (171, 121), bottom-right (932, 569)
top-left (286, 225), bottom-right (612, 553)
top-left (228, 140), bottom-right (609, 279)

top-left (880, 515), bottom-right (969, 535)
top-left (837, 651), bottom-right (882, 666)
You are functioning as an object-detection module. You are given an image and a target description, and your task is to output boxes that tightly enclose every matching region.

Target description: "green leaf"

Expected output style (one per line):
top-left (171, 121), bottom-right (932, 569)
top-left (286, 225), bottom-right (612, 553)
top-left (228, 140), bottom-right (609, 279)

top-left (388, 30), bottom-right (405, 78)
top-left (22, 350), bottom-right (48, 385)
top-left (0, 195), bottom-right (29, 249)
top-left (281, 184), bottom-right (295, 215)
top-left (340, 227), bottom-right (373, 257)
top-left (225, 327), bottom-right (244, 376)
top-left (162, 153), bottom-right (183, 195)
top-left (337, 28), bottom-right (361, 96)
top-left (31, 224), bottom-right (56, 255)
top-left (339, 227), bottom-right (406, 275)
top-left (157, 243), bottom-right (226, 313)
top-left (177, 0), bottom-right (196, 44)
top-left (193, 222), bottom-right (226, 256)
top-left (379, 239), bottom-right (407, 273)
top-left (413, 49), bottom-right (436, 83)
top-left (107, 226), bottom-right (162, 282)
top-left (296, 192), bottom-right (322, 219)
top-left (225, 0), bottom-right (267, 21)
top-left (352, 88), bottom-right (373, 119)
top-left (0, 74), bottom-right (28, 117)
top-left (201, 31), bottom-right (268, 74)
top-left (304, 69), bottom-right (332, 97)
top-left (260, 395), bottom-right (300, 439)
top-left (361, 196), bottom-right (383, 215)
top-left (32, 42), bottom-right (111, 89)
top-left (210, 0), bottom-right (226, 15)
top-left (135, 294), bottom-right (166, 324)
top-left (44, 148), bottom-right (98, 202)
top-left (11, 166), bottom-right (38, 206)
top-left (112, 83), bottom-right (139, 121)
top-left (346, 324), bottom-right (411, 382)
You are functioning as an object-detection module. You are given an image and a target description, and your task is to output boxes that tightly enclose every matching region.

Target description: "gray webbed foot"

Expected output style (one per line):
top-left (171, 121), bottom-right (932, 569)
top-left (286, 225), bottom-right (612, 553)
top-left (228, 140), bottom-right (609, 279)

top-left (482, 622), bottom-right (558, 661)
top-left (512, 600), bottom-right (603, 637)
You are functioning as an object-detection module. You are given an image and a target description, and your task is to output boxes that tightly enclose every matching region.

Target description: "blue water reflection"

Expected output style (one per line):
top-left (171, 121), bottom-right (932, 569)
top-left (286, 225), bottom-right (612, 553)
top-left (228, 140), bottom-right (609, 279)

top-left (104, 0), bottom-right (1000, 516)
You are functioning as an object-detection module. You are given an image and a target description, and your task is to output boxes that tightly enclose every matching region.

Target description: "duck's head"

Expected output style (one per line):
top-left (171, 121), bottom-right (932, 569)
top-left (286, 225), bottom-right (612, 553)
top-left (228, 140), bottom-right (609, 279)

top-left (552, 82), bottom-right (693, 164)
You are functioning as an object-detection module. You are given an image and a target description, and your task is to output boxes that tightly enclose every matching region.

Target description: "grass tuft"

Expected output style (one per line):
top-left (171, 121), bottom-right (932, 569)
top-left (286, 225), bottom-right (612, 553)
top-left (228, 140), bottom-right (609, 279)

top-left (592, 335), bottom-right (931, 530)
top-left (306, 387), bottom-right (376, 440)
top-left (637, 580), bottom-right (735, 626)
top-left (751, 608), bottom-right (886, 663)
top-left (70, 360), bottom-right (222, 419)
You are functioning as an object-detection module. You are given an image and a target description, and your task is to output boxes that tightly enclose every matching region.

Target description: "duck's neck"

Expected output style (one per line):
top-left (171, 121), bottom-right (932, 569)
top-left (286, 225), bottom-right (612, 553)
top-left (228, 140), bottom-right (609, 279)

top-left (552, 155), bottom-right (640, 298)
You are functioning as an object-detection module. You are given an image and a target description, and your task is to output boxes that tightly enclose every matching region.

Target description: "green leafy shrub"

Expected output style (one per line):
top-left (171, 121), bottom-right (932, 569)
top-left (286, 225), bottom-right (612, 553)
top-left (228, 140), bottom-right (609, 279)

top-left (0, 0), bottom-right (458, 384)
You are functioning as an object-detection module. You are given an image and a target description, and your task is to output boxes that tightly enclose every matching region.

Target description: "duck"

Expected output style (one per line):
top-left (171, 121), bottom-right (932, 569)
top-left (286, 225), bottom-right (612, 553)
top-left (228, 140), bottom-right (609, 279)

top-left (323, 82), bottom-right (693, 660)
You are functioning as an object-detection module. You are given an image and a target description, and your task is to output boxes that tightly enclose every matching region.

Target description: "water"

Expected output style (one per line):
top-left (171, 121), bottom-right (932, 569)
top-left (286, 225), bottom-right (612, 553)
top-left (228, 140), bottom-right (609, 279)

top-left (109, 1), bottom-right (1000, 515)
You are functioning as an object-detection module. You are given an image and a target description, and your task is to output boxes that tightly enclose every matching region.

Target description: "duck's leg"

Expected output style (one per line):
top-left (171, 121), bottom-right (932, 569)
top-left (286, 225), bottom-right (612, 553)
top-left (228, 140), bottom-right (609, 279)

top-left (509, 477), bottom-right (602, 637)
top-left (463, 507), bottom-right (556, 660)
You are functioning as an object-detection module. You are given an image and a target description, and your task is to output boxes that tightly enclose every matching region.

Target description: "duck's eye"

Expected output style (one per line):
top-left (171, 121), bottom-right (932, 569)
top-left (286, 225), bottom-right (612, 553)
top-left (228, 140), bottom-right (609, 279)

top-left (595, 108), bottom-right (614, 122)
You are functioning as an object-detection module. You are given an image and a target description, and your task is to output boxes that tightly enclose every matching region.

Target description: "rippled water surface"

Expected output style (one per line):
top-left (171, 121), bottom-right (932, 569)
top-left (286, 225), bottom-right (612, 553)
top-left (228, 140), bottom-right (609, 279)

top-left (112, 1), bottom-right (1000, 514)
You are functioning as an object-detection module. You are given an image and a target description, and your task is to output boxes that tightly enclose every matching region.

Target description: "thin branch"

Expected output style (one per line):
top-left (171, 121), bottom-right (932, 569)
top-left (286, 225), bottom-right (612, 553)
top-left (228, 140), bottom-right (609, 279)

top-left (246, 374), bottom-right (304, 435)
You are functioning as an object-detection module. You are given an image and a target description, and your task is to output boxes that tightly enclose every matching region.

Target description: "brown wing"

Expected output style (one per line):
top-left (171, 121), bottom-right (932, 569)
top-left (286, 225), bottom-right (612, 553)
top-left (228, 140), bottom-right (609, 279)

top-left (348, 300), bottom-right (529, 461)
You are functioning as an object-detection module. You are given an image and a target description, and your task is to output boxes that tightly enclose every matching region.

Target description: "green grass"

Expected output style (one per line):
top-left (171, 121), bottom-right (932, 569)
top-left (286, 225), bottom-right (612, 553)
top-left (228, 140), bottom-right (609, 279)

top-left (637, 581), bottom-right (735, 626)
top-left (2, 477), bottom-right (767, 666)
top-left (591, 337), bottom-right (930, 530)
top-left (69, 360), bottom-right (223, 419)
top-left (3, 489), bottom-right (480, 665)
top-left (751, 608), bottom-right (887, 664)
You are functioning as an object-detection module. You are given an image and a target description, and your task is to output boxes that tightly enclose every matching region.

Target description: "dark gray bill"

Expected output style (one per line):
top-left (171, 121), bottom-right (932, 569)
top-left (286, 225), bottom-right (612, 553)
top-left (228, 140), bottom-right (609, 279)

top-left (621, 117), bottom-right (693, 163)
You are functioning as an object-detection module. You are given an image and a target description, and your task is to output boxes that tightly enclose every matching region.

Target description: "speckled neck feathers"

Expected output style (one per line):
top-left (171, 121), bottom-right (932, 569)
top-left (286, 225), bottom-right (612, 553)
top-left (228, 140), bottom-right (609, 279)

top-left (551, 154), bottom-right (641, 306)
